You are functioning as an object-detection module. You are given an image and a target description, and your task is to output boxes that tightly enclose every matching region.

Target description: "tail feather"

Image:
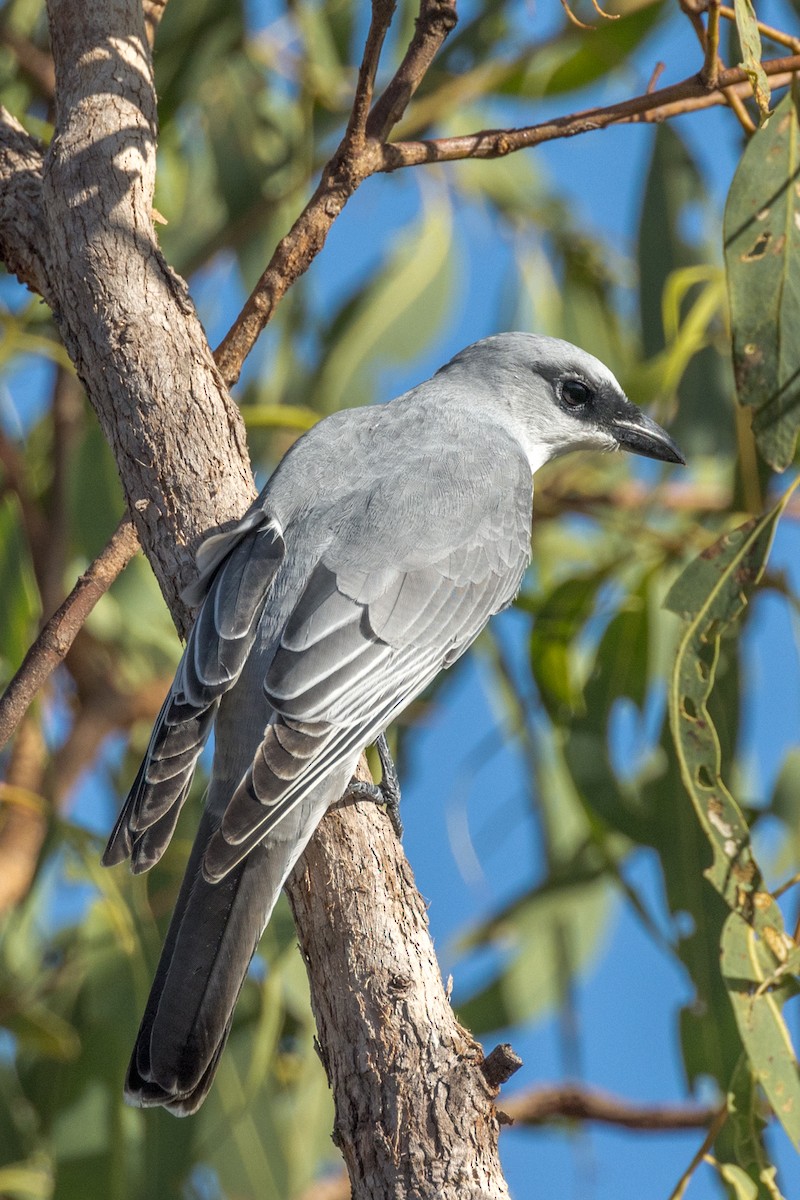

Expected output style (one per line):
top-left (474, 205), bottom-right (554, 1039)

top-left (102, 699), bottom-right (217, 869)
top-left (124, 791), bottom-right (332, 1115)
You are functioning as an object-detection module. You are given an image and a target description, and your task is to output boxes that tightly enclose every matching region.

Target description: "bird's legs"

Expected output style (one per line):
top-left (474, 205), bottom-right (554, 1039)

top-left (347, 733), bottom-right (403, 837)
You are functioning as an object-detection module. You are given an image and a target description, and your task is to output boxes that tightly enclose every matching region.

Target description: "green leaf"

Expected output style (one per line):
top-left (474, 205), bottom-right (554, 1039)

top-left (725, 1053), bottom-right (789, 1200)
top-left (0, 1159), bottom-right (53, 1200)
top-left (314, 192), bottom-right (455, 413)
top-left (733, 0), bottom-right (771, 122)
top-left (241, 403), bottom-right (320, 431)
top-left (543, 0), bottom-right (666, 96)
top-left (724, 89), bottom-right (800, 470)
top-left (528, 569), bottom-right (611, 719)
top-left (456, 875), bottom-right (612, 1032)
top-left (721, 913), bottom-right (800, 1153)
top-left (0, 494), bottom-right (40, 680)
top-left (666, 488), bottom-right (795, 910)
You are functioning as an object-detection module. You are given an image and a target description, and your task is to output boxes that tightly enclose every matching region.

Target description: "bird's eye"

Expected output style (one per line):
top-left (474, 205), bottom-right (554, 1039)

top-left (561, 379), bottom-right (593, 408)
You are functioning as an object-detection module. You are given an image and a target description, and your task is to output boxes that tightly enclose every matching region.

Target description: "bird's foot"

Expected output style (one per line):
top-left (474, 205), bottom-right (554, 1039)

top-left (347, 733), bottom-right (403, 837)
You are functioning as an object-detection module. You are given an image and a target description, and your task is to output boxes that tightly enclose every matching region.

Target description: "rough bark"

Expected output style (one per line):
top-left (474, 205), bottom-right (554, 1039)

top-left (0, 2), bottom-right (514, 1195)
top-left (290, 761), bottom-right (511, 1200)
top-left (43, 0), bottom-right (255, 635)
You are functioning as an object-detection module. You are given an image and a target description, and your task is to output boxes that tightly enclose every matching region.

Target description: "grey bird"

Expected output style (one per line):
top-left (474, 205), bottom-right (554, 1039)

top-left (103, 332), bottom-right (683, 1114)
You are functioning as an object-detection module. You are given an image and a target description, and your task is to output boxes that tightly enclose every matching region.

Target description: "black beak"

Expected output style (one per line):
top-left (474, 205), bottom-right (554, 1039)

top-left (610, 410), bottom-right (685, 465)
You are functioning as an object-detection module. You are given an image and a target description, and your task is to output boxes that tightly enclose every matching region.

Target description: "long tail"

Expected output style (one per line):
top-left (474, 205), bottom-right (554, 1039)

top-left (125, 790), bottom-right (330, 1115)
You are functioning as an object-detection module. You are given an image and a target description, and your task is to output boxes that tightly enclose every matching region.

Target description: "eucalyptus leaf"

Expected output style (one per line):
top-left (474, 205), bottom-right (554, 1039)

top-left (724, 89), bottom-right (800, 470)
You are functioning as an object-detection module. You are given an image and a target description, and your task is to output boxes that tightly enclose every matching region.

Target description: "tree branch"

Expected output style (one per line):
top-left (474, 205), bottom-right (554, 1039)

top-left (43, 0), bottom-right (255, 633)
top-left (380, 55), bottom-right (800, 169)
top-left (0, 518), bottom-right (140, 752)
top-left (500, 1084), bottom-right (721, 1131)
top-left (213, 0), bottom-right (458, 388)
top-left (30, 3), bottom-right (512, 1195)
top-left (365, 0), bottom-right (458, 140)
top-left (0, 109), bottom-right (51, 300)
top-left (294, 1084), bottom-right (722, 1200)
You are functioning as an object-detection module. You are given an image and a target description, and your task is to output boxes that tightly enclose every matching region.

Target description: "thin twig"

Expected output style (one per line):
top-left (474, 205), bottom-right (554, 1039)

top-left (702, 0), bottom-right (721, 88)
top-left (213, 0), bottom-right (458, 387)
top-left (679, 0), bottom-right (754, 133)
top-left (294, 1085), bottom-right (722, 1200)
top-left (380, 55), bottom-right (800, 170)
top-left (344, 0), bottom-right (397, 150)
top-left (0, 26), bottom-right (55, 98)
top-left (719, 5), bottom-right (800, 53)
top-left (502, 1085), bottom-right (722, 1131)
top-left (365, 0), bottom-right (458, 140)
top-left (0, 518), bottom-right (139, 751)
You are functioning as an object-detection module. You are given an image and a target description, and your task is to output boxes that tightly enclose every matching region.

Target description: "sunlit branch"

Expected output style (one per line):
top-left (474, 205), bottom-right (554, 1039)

top-left (0, 518), bottom-right (139, 752)
top-left (213, 0), bottom-right (458, 387)
top-left (381, 55), bottom-right (800, 170)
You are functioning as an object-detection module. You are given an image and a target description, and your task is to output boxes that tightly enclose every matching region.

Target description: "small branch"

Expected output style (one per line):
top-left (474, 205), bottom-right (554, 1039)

top-left (213, 0), bottom-right (458, 387)
top-left (344, 0), bottom-right (397, 150)
top-left (481, 1043), bottom-right (524, 1089)
top-left (0, 26), bottom-right (56, 98)
top-left (294, 1084), bottom-right (722, 1200)
top-left (680, 0), bottom-right (754, 133)
top-left (0, 108), bottom-right (51, 300)
top-left (0, 519), bottom-right (139, 752)
top-left (380, 55), bottom-right (800, 170)
top-left (501, 1085), bottom-right (722, 1131)
top-left (701, 0), bottom-right (721, 88)
top-left (365, 0), bottom-right (459, 140)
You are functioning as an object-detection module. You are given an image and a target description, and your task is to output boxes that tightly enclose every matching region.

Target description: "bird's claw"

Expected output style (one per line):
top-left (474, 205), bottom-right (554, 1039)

top-left (347, 733), bottom-right (403, 838)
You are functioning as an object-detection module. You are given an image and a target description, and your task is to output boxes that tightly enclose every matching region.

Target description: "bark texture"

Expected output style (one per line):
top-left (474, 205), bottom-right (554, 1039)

top-left (290, 764), bottom-right (511, 1200)
top-left (43, 0), bottom-right (255, 634)
top-left (0, 2), bottom-right (513, 1195)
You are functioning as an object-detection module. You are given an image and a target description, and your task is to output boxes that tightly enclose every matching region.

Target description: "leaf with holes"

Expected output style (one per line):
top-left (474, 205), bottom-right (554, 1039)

top-left (665, 484), bottom-right (796, 915)
top-left (721, 913), bottom-right (800, 1154)
top-left (723, 88), bottom-right (800, 470)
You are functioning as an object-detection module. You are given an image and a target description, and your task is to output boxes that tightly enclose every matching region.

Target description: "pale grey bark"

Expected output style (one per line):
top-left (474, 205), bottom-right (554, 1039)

top-left (0, 2), bottom-right (514, 1195)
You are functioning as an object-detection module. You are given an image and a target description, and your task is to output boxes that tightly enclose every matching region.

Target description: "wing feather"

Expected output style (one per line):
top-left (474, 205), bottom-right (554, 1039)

top-left (103, 508), bottom-right (286, 871)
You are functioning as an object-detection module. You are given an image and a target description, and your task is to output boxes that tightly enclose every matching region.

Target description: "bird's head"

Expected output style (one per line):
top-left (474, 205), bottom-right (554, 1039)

top-left (439, 333), bottom-right (685, 473)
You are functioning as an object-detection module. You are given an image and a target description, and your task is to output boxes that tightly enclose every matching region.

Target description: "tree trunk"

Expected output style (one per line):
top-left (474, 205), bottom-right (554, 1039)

top-left (0, 2), bottom-right (514, 1194)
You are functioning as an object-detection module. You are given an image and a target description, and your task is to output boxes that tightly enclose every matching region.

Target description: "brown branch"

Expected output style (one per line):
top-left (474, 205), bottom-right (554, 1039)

top-left (380, 55), bottom-right (800, 170)
top-left (213, 0), bottom-right (458, 388)
top-left (0, 518), bottom-right (140, 752)
top-left (365, 0), bottom-right (459, 140)
top-left (0, 108), bottom-right (51, 300)
top-left (679, 0), bottom-right (754, 132)
top-left (344, 0), bottom-right (397, 150)
top-left (0, 714), bottom-right (48, 914)
top-left (701, 0), bottom-right (721, 88)
top-left (142, 0), bottom-right (168, 48)
top-left (0, 26), bottom-right (56, 99)
top-left (294, 1084), bottom-right (722, 1200)
top-left (501, 1084), bottom-right (721, 1131)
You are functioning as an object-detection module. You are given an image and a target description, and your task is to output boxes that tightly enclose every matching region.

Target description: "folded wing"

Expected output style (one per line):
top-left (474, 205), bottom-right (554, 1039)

top-left (103, 506), bottom-right (285, 872)
top-left (203, 452), bottom-right (533, 881)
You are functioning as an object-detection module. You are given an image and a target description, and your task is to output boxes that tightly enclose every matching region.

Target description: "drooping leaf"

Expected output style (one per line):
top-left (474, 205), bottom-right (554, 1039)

top-left (724, 89), bottom-right (800, 470)
top-left (733, 0), bottom-right (771, 122)
top-left (666, 490), bottom-right (795, 910)
top-left (721, 913), bottom-right (800, 1153)
top-left (725, 1052), bottom-right (789, 1200)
